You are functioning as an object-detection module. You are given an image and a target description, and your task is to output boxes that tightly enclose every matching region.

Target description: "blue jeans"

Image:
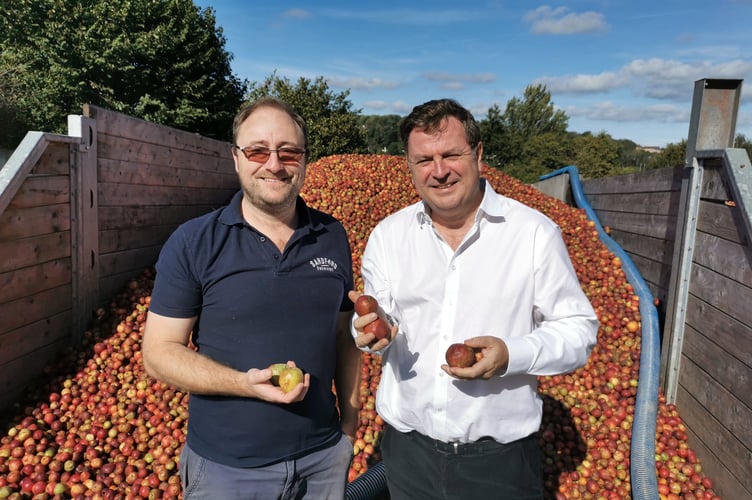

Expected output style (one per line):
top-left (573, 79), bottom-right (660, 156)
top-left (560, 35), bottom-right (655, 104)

top-left (179, 434), bottom-right (353, 500)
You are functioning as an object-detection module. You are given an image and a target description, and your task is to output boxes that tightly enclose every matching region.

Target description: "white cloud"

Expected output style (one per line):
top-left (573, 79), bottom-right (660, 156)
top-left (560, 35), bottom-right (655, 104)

top-left (283, 9), bottom-right (312, 20)
top-left (327, 76), bottom-right (401, 91)
top-left (534, 72), bottom-right (627, 94)
top-left (424, 72), bottom-right (496, 84)
top-left (524, 6), bottom-right (609, 35)
top-left (565, 101), bottom-right (689, 124)
top-left (319, 8), bottom-right (484, 25)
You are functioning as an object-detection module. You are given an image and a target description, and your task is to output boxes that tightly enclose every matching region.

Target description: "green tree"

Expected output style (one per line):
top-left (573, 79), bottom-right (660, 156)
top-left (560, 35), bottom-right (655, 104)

top-left (503, 84), bottom-right (569, 137)
top-left (480, 84), bottom-right (570, 180)
top-left (734, 133), bottom-right (752, 159)
top-left (0, 0), bottom-right (246, 146)
top-left (248, 72), bottom-right (366, 162)
top-left (358, 114), bottom-right (402, 154)
top-left (572, 132), bottom-right (620, 179)
top-left (646, 140), bottom-right (687, 170)
top-left (614, 138), bottom-right (654, 173)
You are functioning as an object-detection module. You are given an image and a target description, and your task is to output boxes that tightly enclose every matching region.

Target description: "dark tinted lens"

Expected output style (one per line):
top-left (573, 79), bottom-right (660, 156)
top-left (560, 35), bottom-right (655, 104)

top-left (278, 148), bottom-right (305, 163)
top-left (244, 148), bottom-right (272, 162)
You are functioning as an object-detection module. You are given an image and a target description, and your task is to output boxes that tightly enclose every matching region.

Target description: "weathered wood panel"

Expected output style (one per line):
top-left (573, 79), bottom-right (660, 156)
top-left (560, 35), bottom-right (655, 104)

top-left (0, 311), bottom-right (70, 366)
top-left (0, 204), bottom-right (70, 240)
top-left (98, 204), bottom-right (221, 230)
top-left (0, 257), bottom-right (71, 304)
top-left (0, 232), bottom-right (70, 273)
top-left (677, 355), bottom-right (752, 470)
top-left (0, 284), bottom-right (72, 335)
top-left (676, 385), bottom-right (751, 499)
top-left (589, 210), bottom-right (677, 241)
top-left (685, 295), bottom-right (752, 370)
top-left (7, 175), bottom-right (69, 209)
top-left (0, 339), bottom-right (70, 412)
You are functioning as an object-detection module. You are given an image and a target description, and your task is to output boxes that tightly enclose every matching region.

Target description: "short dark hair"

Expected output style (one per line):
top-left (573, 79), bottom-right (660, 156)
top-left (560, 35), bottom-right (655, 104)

top-left (232, 97), bottom-right (308, 150)
top-left (399, 98), bottom-right (481, 152)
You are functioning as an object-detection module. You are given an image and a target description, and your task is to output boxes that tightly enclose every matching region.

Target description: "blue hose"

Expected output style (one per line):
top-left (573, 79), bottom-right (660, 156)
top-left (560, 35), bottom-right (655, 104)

top-left (345, 461), bottom-right (387, 500)
top-left (539, 166), bottom-right (660, 500)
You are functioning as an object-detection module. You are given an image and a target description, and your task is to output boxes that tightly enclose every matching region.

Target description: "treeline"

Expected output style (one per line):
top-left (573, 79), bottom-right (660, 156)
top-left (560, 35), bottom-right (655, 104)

top-left (2, 0), bottom-right (750, 183)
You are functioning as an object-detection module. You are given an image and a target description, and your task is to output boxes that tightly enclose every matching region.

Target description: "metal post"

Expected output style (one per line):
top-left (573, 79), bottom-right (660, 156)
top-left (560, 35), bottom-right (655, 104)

top-left (660, 78), bottom-right (742, 402)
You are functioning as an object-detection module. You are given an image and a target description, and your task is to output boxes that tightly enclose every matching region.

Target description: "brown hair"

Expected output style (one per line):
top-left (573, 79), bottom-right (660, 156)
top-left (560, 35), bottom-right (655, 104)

top-left (399, 98), bottom-right (481, 152)
top-left (232, 97), bottom-right (309, 150)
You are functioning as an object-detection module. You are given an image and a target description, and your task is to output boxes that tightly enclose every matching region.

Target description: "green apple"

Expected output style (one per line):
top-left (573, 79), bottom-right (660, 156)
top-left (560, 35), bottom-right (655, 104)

top-left (268, 363), bottom-right (288, 386)
top-left (278, 366), bottom-right (304, 393)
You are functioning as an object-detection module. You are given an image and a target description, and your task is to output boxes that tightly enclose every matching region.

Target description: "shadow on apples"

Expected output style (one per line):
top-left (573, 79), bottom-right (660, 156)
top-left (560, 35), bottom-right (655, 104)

top-left (538, 394), bottom-right (587, 497)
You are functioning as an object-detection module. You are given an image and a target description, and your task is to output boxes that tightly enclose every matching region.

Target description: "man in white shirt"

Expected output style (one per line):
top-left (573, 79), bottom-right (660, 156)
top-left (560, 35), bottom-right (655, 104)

top-left (349, 98), bottom-right (598, 499)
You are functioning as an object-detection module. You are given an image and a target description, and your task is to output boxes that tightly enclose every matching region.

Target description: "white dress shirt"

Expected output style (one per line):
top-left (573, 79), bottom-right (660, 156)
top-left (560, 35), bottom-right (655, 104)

top-left (357, 180), bottom-right (598, 444)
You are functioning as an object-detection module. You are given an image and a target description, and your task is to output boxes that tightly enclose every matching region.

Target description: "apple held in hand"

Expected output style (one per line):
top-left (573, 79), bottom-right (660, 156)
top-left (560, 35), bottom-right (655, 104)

top-left (364, 317), bottom-right (390, 340)
top-left (278, 366), bottom-right (304, 393)
top-left (354, 295), bottom-right (378, 316)
top-left (445, 343), bottom-right (477, 368)
top-left (268, 363), bottom-right (288, 386)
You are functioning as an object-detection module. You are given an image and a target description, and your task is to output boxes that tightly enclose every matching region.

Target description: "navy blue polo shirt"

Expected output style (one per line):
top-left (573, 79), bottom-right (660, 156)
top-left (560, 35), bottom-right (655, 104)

top-left (149, 191), bottom-right (354, 467)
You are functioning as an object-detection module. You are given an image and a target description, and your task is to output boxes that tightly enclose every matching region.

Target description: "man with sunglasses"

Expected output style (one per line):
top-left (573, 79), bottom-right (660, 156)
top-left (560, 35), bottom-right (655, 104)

top-left (349, 98), bottom-right (598, 499)
top-left (143, 97), bottom-right (361, 499)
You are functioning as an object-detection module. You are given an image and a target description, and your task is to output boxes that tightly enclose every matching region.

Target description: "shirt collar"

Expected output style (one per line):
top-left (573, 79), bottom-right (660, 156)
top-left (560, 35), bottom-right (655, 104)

top-left (415, 179), bottom-right (506, 227)
top-left (218, 190), bottom-right (320, 231)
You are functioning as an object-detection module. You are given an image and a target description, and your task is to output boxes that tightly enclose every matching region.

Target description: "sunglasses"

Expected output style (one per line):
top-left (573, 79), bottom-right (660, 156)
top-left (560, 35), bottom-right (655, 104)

top-left (233, 145), bottom-right (307, 165)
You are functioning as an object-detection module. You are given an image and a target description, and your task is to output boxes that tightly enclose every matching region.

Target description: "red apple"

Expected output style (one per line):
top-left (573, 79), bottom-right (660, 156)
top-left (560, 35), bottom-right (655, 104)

top-left (445, 343), bottom-right (476, 368)
top-left (354, 295), bottom-right (378, 316)
top-left (364, 318), bottom-right (390, 340)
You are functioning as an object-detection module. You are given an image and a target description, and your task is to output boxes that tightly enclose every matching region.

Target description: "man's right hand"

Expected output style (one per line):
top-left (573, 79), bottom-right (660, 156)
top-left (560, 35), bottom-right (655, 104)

top-left (348, 290), bottom-right (397, 350)
top-left (245, 364), bottom-right (310, 403)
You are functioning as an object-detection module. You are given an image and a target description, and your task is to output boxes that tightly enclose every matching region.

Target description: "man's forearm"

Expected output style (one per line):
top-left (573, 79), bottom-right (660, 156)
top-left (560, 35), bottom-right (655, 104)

top-left (144, 341), bottom-right (250, 397)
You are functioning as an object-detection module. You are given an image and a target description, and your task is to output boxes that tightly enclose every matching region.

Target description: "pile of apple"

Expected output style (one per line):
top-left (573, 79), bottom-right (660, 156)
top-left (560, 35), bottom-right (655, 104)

top-left (0, 154), bottom-right (722, 499)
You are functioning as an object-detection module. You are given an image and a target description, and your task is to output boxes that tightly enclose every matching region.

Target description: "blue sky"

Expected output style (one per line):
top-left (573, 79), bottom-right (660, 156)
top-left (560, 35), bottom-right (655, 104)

top-left (195, 1), bottom-right (752, 148)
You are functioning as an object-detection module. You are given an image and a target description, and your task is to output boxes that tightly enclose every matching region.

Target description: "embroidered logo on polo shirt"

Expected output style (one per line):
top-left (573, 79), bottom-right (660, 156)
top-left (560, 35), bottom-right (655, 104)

top-left (310, 257), bottom-right (338, 272)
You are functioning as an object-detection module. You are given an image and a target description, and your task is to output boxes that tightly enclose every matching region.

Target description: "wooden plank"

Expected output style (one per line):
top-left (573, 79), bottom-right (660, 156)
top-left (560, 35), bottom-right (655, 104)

top-left (586, 190), bottom-right (678, 216)
top-left (689, 264), bottom-right (752, 327)
top-left (609, 229), bottom-right (674, 265)
top-left (683, 324), bottom-right (752, 409)
top-left (98, 182), bottom-right (236, 208)
top-left (85, 104), bottom-right (231, 155)
top-left (678, 354), bottom-right (752, 450)
top-left (0, 337), bottom-right (70, 414)
top-left (677, 386), bottom-right (751, 500)
top-left (0, 204), bottom-right (70, 240)
top-left (698, 200), bottom-right (749, 246)
top-left (98, 204), bottom-right (222, 230)
top-left (99, 245), bottom-right (161, 279)
top-left (0, 284), bottom-right (72, 335)
top-left (97, 138), bottom-right (235, 175)
top-left (593, 210), bottom-right (677, 241)
top-left (7, 175), bottom-right (69, 209)
top-left (581, 165), bottom-right (683, 195)
top-left (626, 252), bottom-right (670, 294)
top-left (98, 225), bottom-right (180, 254)
top-left (694, 231), bottom-right (752, 286)
top-left (0, 257), bottom-right (72, 304)
top-left (98, 157), bottom-right (237, 189)
top-left (686, 294), bottom-right (752, 369)
top-left (31, 142), bottom-right (72, 176)
top-left (0, 311), bottom-right (70, 365)
top-left (701, 164), bottom-right (731, 201)
top-left (0, 232), bottom-right (70, 273)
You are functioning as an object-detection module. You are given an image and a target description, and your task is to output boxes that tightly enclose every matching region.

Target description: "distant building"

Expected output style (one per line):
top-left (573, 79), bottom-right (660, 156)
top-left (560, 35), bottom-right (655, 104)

top-left (637, 145), bottom-right (663, 154)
